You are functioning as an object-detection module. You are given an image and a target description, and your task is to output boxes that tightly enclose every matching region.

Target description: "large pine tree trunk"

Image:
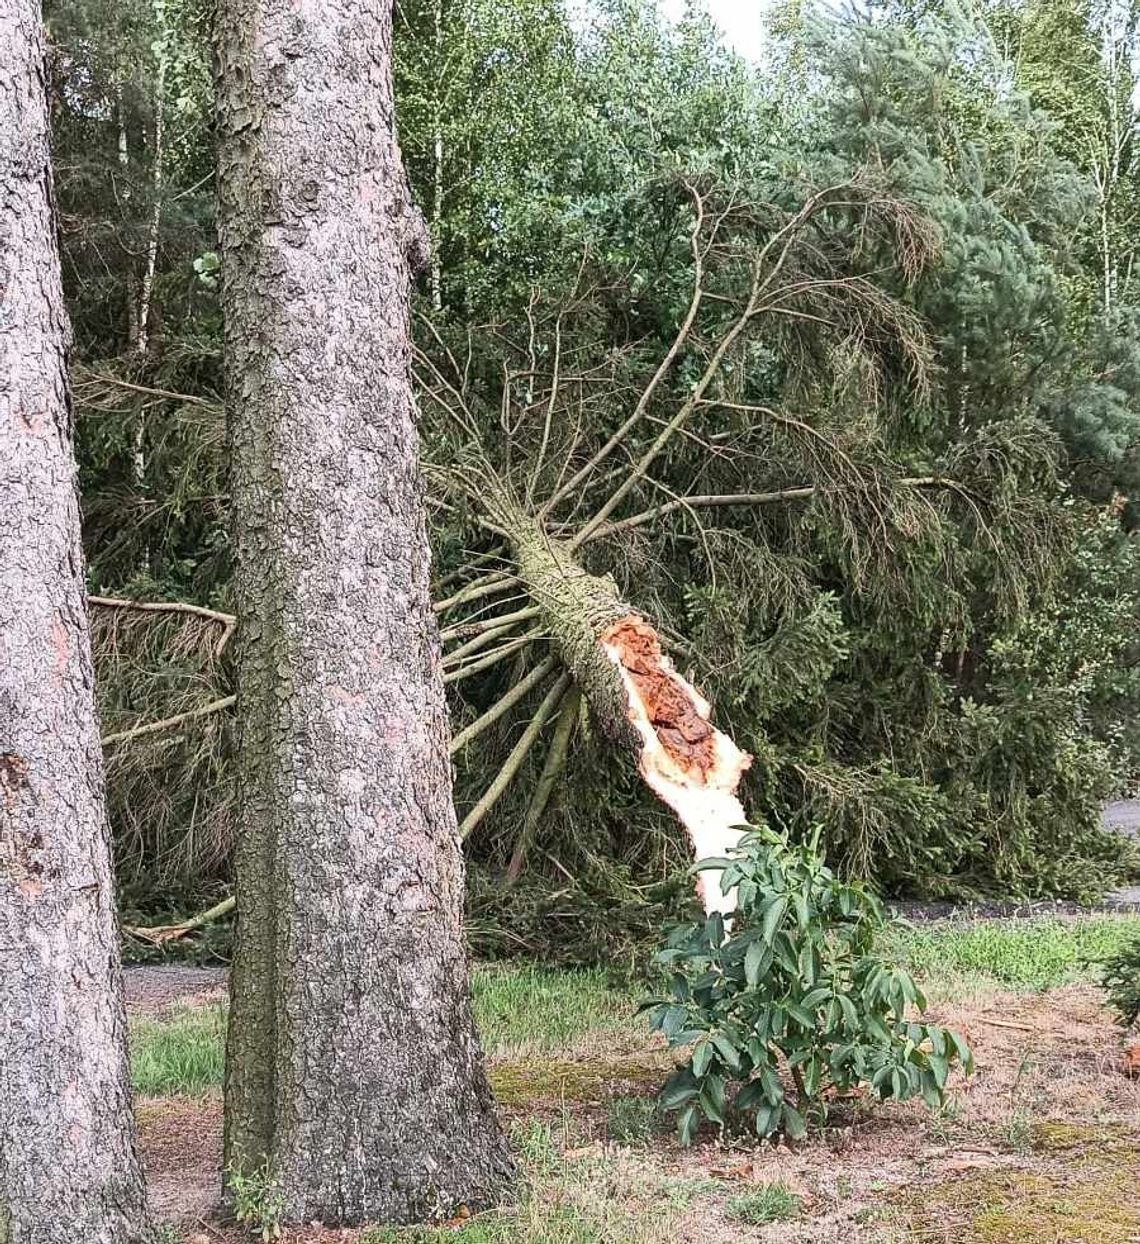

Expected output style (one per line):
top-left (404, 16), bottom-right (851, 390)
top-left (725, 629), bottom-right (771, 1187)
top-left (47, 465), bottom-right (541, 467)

top-left (216, 0), bottom-right (513, 1223)
top-left (0, 5), bottom-right (151, 1241)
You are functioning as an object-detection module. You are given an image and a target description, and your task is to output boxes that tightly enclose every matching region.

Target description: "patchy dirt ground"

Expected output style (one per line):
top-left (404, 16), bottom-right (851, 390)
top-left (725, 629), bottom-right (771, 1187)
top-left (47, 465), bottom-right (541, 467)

top-left (135, 981), bottom-right (1140, 1242)
top-left (125, 964), bottom-right (226, 1016)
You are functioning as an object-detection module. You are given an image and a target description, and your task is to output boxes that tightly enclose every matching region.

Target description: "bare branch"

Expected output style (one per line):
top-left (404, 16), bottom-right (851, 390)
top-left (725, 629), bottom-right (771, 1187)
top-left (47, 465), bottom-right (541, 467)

top-left (432, 546), bottom-right (508, 592)
top-left (123, 894), bottom-right (235, 945)
top-left (433, 571), bottom-right (518, 615)
top-left (75, 369), bottom-right (219, 410)
top-left (506, 684), bottom-right (580, 882)
top-left (101, 695), bottom-right (235, 747)
top-left (449, 654), bottom-right (560, 754)
top-left (571, 252), bottom-right (768, 548)
top-left (440, 605), bottom-right (542, 644)
top-left (442, 633), bottom-right (539, 685)
top-left (89, 594), bottom-right (237, 657)
top-left (458, 672), bottom-right (572, 839)
top-left (442, 615), bottom-right (536, 668)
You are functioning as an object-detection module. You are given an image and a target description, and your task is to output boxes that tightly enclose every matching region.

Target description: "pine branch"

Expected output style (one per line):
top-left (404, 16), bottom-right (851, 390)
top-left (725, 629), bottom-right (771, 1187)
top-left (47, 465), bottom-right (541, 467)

top-left (571, 253), bottom-right (767, 548)
top-left (458, 672), bottom-right (572, 839)
top-left (540, 182), bottom-right (708, 516)
top-left (506, 684), bottom-right (580, 883)
top-left (75, 369), bottom-right (219, 411)
top-left (581, 477), bottom-right (941, 541)
top-left (443, 617), bottom-right (529, 668)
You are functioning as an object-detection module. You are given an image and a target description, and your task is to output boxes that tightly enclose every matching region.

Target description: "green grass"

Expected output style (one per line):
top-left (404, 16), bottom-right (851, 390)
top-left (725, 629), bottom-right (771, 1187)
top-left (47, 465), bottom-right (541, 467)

top-left (128, 915), bottom-right (1140, 1098)
top-left (887, 914), bottom-right (1140, 991)
top-left (130, 1004), bottom-right (225, 1096)
top-left (471, 964), bottom-right (635, 1057)
top-left (130, 964), bottom-right (634, 1097)
top-left (726, 1183), bottom-right (802, 1225)
top-left (605, 1095), bottom-right (661, 1145)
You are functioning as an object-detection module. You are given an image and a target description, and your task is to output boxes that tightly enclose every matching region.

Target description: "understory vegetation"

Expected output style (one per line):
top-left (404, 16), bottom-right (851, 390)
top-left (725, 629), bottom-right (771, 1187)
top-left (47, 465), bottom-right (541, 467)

top-left (52, 0), bottom-right (1140, 958)
top-left (128, 914), bottom-right (1140, 1099)
top-left (130, 913), bottom-right (1140, 1241)
top-left (649, 830), bottom-right (973, 1143)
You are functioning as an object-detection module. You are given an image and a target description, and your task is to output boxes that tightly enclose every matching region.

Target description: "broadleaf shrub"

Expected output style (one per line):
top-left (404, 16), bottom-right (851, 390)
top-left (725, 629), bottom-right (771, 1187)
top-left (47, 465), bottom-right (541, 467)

top-left (646, 826), bottom-right (973, 1143)
top-left (1101, 934), bottom-right (1140, 1030)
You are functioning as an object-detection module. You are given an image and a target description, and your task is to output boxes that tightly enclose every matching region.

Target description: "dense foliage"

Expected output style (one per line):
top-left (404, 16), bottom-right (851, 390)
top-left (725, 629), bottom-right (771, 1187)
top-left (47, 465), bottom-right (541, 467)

top-left (47, 0), bottom-right (1140, 950)
top-left (1101, 933), bottom-right (1140, 1029)
top-left (647, 828), bottom-right (973, 1141)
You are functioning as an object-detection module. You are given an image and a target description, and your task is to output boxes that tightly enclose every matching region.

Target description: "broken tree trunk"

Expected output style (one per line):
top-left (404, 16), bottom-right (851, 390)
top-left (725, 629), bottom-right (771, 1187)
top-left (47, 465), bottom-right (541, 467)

top-left (502, 507), bottom-right (751, 913)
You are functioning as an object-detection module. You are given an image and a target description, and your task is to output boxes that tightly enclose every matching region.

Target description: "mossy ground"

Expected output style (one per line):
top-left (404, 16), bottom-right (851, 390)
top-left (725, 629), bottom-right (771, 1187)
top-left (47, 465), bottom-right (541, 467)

top-left (898, 1142), bottom-right (1140, 1243)
top-left (133, 915), bottom-right (1140, 1243)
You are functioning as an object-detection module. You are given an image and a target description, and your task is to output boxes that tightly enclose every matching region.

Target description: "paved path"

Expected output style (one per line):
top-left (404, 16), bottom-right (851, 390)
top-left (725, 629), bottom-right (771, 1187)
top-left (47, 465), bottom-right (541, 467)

top-left (1104, 799), bottom-right (1140, 837)
top-left (1105, 799), bottom-right (1140, 906)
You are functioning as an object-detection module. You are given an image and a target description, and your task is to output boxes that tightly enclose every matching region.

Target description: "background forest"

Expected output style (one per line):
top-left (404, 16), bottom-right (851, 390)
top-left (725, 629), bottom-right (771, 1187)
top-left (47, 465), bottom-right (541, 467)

top-left (48, 0), bottom-right (1140, 961)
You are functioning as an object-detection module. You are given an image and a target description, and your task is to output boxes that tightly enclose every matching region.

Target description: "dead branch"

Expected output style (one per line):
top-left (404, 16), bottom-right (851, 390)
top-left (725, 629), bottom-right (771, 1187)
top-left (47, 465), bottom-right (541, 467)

top-left (433, 546), bottom-right (508, 592)
top-left (442, 633), bottom-right (539, 685)
top-left (440, 604), bottom-right (542, 644)
top-left (449, 654), bottom-right (560, 754)
top-left (572, 253), bottom-right (768, 548)
top-left (75, 369), bottom-right (218, 411)
top-left (433, 570), bottom-right (518, 615)
top-left (459, 672), bottom-right (573, 839)
top-left (123, 894), bottom-right (235, 945)
top-left (89, 594), bottom-right (237, 657)
top-left (443, 618), bottom-right (529, 668)
top-left (100, 695), bottom-right (235, 747)
top-left (506, 684), bottom-right (580, 883)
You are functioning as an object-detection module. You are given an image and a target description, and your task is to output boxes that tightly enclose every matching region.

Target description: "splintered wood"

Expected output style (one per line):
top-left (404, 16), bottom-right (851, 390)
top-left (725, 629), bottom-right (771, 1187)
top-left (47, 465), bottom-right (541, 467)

top-left (599, 615), bottom-right (752, 914)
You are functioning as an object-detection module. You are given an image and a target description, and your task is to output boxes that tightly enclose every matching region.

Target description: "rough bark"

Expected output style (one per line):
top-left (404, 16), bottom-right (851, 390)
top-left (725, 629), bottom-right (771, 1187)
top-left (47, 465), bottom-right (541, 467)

top-left (505, 510), bottom-right (750, 912)
top-left (216, 0), bottom-right (513, 1223)
top-left (0, 5), bottom-right (151, 1240)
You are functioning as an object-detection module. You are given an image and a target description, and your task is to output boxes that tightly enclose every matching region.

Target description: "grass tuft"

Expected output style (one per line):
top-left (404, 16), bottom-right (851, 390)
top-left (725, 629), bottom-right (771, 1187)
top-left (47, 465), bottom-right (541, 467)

top-left (726, 1183), bottom-right (802, 1225)
top-left (130, 1004), bottom-right (225, 1097)
top-left (606, 1096), bottom-right (660, 1146)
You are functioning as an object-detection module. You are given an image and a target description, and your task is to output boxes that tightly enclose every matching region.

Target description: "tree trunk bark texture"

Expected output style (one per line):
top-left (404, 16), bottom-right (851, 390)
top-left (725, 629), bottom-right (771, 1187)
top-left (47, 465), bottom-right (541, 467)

top-left (0, 5), bottom-right (151, 1241)
top-left (506, 510), bottom-right (751, 913)
top-left (216, 0), bottom-right (513, 1223)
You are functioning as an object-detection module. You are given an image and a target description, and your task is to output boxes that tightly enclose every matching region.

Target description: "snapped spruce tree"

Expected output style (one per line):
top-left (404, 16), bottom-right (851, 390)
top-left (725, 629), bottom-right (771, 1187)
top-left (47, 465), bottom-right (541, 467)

top-left (46, 0), bottom-right (1140, 942)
